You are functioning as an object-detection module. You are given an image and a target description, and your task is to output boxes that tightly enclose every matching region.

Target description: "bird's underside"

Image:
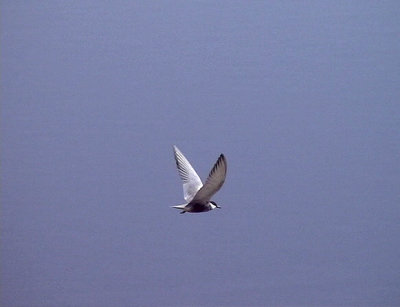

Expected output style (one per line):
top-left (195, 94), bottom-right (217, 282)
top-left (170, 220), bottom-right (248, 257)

top-left (173, 202), bottom-right (212, 214)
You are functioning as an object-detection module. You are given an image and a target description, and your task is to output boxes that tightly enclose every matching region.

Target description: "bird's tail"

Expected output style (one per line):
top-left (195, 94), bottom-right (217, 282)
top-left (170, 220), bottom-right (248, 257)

top-left (171, 204), bottom-right (186, 210)
top-left (171, 204), bottom-right (187, 213)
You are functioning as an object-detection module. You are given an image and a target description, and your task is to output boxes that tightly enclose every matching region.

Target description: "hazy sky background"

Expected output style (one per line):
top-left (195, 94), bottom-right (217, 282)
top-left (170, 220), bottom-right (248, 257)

top-left (2, 1), bottom-right (400, 306)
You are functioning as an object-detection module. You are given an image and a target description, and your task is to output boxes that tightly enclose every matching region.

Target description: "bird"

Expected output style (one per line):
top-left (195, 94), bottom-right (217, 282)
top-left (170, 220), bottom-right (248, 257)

top-left (172, 145), bottom-right (227, 214)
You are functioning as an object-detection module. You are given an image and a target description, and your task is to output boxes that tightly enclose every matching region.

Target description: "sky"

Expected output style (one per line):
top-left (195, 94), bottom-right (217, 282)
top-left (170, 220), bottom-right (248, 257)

top-left (2, 1), bottom-right (400, 306)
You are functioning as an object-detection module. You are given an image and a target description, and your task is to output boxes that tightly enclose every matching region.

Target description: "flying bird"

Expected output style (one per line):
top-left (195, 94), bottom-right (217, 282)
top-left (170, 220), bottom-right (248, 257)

top-left (172, 145), bottom-right (227, 214)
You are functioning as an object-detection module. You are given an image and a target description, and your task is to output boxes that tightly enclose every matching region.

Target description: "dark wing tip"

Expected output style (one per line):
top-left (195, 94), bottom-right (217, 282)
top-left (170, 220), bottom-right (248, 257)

top-left (209, 153), bottom-right (227, 176)
top-left (219, 154), bottom-right (226, 167)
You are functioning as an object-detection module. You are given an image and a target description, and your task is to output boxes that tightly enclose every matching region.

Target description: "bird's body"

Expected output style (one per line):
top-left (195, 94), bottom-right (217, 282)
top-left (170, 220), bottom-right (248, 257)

top-left (172, 146), bottom-right (227, 214)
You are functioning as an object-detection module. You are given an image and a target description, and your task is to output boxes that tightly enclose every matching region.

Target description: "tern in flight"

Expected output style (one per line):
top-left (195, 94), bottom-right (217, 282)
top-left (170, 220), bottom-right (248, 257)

top-left (172, 145), bottom-right (227, 214)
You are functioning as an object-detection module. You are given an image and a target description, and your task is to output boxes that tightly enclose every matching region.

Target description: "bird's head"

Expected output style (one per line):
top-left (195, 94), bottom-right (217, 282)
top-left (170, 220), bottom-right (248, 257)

top-left (210, 201), bottom-right (221, 210)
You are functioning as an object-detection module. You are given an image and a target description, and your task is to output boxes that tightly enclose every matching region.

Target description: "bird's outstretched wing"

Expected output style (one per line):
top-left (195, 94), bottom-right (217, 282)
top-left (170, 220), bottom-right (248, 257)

top-left (173, 145), bottom-right (203, 202)
top-left (191, 154), bottom-right (227, 203)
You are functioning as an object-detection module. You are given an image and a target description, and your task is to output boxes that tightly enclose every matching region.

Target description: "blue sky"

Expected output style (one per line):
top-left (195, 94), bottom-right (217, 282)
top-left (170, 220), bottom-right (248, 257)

top-left (2, 1), bottom-right (400, 306)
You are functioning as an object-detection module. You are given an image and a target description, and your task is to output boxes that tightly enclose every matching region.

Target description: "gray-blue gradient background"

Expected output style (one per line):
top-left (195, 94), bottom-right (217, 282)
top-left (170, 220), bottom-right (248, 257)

top-left (2, 1), bottom-right (399, 306)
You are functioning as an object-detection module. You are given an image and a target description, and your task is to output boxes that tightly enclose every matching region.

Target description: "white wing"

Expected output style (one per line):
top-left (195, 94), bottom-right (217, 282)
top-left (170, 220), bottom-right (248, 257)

top-left (191, 154), bottom-right (227, 203)
top-left (173, 145), bottom-right (203, 202)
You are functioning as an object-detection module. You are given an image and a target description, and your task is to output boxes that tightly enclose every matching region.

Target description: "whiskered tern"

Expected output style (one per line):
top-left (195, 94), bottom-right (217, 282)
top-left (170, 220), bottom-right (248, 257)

top-left (172, 145), bottom-right (227, 214)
